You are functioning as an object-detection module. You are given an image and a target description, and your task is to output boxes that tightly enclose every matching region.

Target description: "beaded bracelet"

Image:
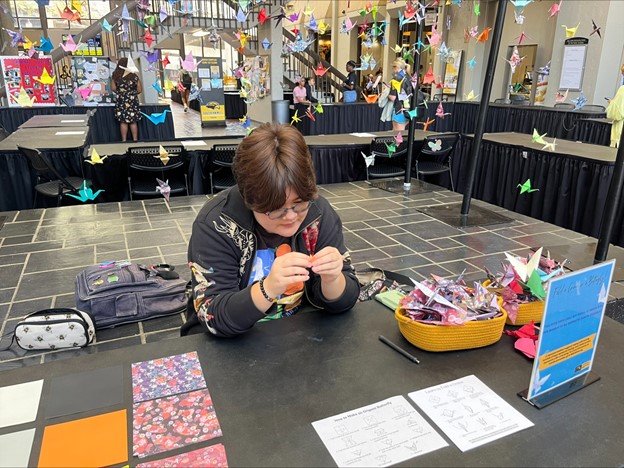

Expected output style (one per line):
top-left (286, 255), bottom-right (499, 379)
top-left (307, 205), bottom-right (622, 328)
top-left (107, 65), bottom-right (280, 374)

top-left (259, 277), bottom-right (275, 303)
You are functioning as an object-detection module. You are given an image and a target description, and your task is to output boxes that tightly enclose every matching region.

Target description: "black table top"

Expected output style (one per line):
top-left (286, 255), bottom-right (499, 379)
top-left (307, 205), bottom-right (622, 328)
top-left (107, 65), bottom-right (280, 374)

top-left (17, 114), bottom-right (89, 129)
top-left (2, 301), bottom-right (623, 467)
top-left (0, 127), bottom-right (90, 152)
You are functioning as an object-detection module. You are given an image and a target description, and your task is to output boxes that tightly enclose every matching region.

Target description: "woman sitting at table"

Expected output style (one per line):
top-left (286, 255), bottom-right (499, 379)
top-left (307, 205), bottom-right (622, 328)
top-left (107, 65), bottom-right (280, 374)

top-left (293, 76), bottom-right (312, 119)
top-left (181, 123), bottom-right (360, 337)
top-left (111, 57), bottom-right (142, 142)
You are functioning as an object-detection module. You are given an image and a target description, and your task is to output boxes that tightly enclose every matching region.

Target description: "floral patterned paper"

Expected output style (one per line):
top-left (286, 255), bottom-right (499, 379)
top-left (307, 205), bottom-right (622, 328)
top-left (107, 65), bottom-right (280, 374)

top-left (133, 389), bottom-right (222, 458)
top-left (132, 352), bottom-right (207, 403)
top-left (136, 443), bottom-right (228, 468)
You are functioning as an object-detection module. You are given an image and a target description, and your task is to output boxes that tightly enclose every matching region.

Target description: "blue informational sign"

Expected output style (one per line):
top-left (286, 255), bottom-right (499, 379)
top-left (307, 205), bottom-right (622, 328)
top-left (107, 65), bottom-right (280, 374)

top-left (528, 260), bottom-right (615, 400)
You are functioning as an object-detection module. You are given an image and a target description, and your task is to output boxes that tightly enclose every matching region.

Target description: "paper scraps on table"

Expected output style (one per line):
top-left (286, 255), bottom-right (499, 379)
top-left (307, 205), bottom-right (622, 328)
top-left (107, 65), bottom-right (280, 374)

top-left (86, 148), bottom-right (107, 165)
top-left (136, 444), bottom-right (228, 468)
top-left (66, 181), bottom-right (104, 202)
top-left (504, 322), bottom-right (539, 358)
top-left (517, 178), bottom-right (539, 194)
top-left (39, 410), bottom-right (127, 467)
top-left (133, 389), bottom-right (222, 458)
top-left (141, 110), bottom-right (172, 125)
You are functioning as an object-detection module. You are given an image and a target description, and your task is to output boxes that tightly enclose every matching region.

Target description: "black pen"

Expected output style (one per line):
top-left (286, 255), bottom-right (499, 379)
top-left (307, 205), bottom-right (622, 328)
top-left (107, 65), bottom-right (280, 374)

top-left (379, 335), bottom-right (420, 364)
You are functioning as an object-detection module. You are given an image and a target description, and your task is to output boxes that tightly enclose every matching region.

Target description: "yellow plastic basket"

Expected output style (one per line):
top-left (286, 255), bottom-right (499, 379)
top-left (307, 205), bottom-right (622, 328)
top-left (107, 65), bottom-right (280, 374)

top-left (394, 305), bottom-right (507, 352)
top-left (482, 280), bottom-right (545, 325)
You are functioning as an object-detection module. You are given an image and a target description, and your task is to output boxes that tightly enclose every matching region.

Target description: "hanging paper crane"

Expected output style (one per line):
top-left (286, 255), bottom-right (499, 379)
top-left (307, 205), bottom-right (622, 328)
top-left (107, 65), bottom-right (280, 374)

top-left (314, 62), bottom-right (328, 77)
top-left (505, 46), bottom-right (526, 73)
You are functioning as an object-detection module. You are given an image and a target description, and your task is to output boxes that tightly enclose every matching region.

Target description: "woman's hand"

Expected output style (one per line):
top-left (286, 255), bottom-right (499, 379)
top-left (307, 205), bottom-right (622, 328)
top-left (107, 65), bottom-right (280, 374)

top-left (311, 247), bottom-right (343, 283)
top-left (264, 252), bottom-right (311, 298)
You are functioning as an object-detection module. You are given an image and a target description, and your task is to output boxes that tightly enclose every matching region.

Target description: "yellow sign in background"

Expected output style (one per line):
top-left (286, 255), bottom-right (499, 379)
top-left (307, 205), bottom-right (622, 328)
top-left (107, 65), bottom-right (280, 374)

top-left (538, 334), bottom-right (596, 371)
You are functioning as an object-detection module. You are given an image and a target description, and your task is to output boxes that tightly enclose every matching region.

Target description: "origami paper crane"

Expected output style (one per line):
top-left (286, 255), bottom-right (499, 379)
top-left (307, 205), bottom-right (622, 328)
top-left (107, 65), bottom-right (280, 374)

top-left (405, 109), bottom-right (418, 120)
top-left (395, 132), bottom-right (403, 145)
top-left (144, 29), bottom-right (154, 48)
top-left (515, 31), bottom-right (529, 45)
top-left (532, 129), bottom-right (548, 144)
top-left (340, 18), bottom-right (356, 34)
top-left (287, 12), bottom-right (300, 22)
top-left (152, 80), bottom-right (164, 94)
top-left (22, 35), bottom-right (34, 50)
top-left (467, 56), bottom-right (477, 70)
top-left (548, 0), bottom-right (562, 18)
top-left (236, 7), bottom-right (248, 22)
top-left (34, 68), bottom-right (55, 85)
top-left (67, 181), bottom-right (103, 202)
top-left (156, 178), bottom-right (171, 201)
top-left (313, 62), bottom-right (328, 77)
top-left (120, 56), bottom-right (139, 76)
top-left (418, 117), bottom-right (435, 131)
top-left (256, 7), bottom-right (268, 25)
top-left (428, 23), bottom-right (441, 46)
top-left (240, 114), bottom-right (251, 129)
top-left (590, 19), bottom-right (602, 38)
top-left (235, 30), bottom-right (249, 48)
top-left (4, 27), bottom-right (25, 47)
top-left (562, 23), bottom-right (579, 39)
top-left (141, 50), bottom-right (160, 65)
top-left (385, 142), bottom-right (397, 157)
top-left (34, 36), bottom-right (53, 54)
top-left (159, 5), bottom-right (169, 23)
top-left (303, 4), bottom-right (314, 16)
top-left (261, 38), bottom-right (272, 50)
top-left (361, 152), bottom-right (375, 168)
top-left (155, 145), bottom-right (172, 165)
top-left (71, 0), bottom-right (82, 14)
top-left (555, 89), bottom-right (568, 103)
top-left (542, 138), bottom-right (557, 152)
top-left (58, 6), bottom-right (81, 23)
top-left (162, 55), bottom-right (171, 68)
top-left (28, 48), bottom-right (39, 59)
top-left (141, 110), bottom-right (172, 125)
top-left (181, 52), bottom-right (197, 72)
top-left (510, 0), bottom-right (533, 13)
top-left (464, 90), bottom-right (479, 101)
top-left (317, 20), bottom-right (329, 35)
top-left (290, 109), bottom-right (301, 126)
top-left (272, 8), bottom-right (286, 28)
top-left (504, 322), bottom-right (538, 358)
top-left (60, 34), bottom-right (78, 53)
top-left (12, 88), bottom-right (35, 107)
top-left (305, 107), bottom-right (316, 121)
top-left (435, 102), bottom-right (451, 119)
top-left (505, 46), bottom-right (525, 73)
top-left (86, 148), bottom-right (107, 165)
top-left (468, 25), bottom-right (479, 38)
top-left (571, 93), bottom-right (587, 110)
top-left (315, 103), bottom-right (324, 114)
top-left (514, 10), bottom-right (525, 24)
top-left (476, 27), bottom-right (492, 43)
top-left (423, 66), bottom-right (435, 85)
top-left (78, 86), bottom-right (92, 100)
top-left (474, 2), bottom-right (480, 15)
top-left (307, 14), bottom-right (318, 31)
top-left (517, 179), bottom-right (539, 195)
top-left (100, 18), bottom-right (113, 32)
top-left (392, 44), bottom-right (403, 54)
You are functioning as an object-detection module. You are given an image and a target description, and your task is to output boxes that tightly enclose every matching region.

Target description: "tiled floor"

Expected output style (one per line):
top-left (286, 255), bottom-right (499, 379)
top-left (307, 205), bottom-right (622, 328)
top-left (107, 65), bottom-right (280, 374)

top-left (2, 180), bottom-right (623, 371)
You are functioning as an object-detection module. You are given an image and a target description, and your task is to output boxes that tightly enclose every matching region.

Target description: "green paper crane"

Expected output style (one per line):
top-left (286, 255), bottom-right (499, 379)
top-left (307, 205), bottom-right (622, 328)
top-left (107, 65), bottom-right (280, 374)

top-left (385, 142), bottom-right (397, 157)
top-left (522, 270), bottom-right (546, 300)
top-left (517, 179), bottom-right (539, 194)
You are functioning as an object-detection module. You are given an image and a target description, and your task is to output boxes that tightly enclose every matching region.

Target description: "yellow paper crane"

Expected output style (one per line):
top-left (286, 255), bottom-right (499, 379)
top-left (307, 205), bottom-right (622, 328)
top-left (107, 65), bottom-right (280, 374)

top-left (317, 20), bottom-right (328, 35)
top-left (542, 138), bottom-right (557, 152)
top-left (71, 0), bottom-right (83, 14)
top-left (562, 23), bottom-right (580, 39)
top-left (86, 148), bottom-right (107, 165)
top-left (532, 128), bottom-right (548, 145)
top-left (163, 80), bottom-right (174, 91)
top-left (34, 68), bottom-right (56, 85)
top-left (157, 145), bottom-right (170, 165)
top-left (390, 78), bottom-right (404, 93)
top-left (303, 4), bottom-right (314, 16)
top-left (290, 110), bottom-right (302, 126)
top-left (392, 44), bottom-right (403, 53)
top-left (464, 90), bottom-right (479, 101)
top-left (22, 36), bottom-right (34, 50)
top-left (12, 87), bottom-right (35, 107)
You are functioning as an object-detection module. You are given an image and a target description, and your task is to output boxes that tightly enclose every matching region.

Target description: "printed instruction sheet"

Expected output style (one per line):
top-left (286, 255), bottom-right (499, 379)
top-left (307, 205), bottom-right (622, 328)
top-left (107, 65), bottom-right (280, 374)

top-left (312, 395), bottom-right (448, 467)
top-left (408, 375), bottom-right (533, 452)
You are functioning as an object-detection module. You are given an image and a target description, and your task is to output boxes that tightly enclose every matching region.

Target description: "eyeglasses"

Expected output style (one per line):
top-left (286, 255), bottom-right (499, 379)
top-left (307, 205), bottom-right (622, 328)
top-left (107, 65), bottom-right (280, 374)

top-left (265, 200), bottom-right (312, 220)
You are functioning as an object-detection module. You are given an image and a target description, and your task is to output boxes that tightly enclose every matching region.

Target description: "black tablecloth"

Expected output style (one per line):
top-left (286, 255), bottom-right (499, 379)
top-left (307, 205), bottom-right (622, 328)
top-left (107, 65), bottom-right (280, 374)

top-left (452, 134), bottom-right (614, 242)
top-left (0, 104), bottom-right (175, 144)
top-left (571, 118), bottom-right (612, 146)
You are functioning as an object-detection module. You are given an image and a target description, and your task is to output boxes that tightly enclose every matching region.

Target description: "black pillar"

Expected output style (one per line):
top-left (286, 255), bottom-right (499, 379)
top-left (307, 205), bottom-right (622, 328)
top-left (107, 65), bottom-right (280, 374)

top-left (459, 0), bottom-right (507, 216)
top-left (594, 129), bottom-right (624, 263)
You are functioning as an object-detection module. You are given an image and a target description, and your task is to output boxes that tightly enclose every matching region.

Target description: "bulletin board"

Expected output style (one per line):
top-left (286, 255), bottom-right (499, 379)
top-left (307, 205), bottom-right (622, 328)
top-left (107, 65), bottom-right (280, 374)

top-left (241, 55), bottom-right (270, 104)
top-left (1, 56), bottom-right (57, 107)
top-left (559, 37), bottom-right (588, 91)
top-left (442, 50), bottom-right (463, 96)
top-left (198, 57), bottom-right (226, 127)
top-left (71, 56), bottom-right (114, 105)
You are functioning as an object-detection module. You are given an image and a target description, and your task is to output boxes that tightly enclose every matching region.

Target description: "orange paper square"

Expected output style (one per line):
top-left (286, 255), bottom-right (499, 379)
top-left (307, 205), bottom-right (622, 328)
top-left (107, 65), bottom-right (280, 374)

top-left (38, 410), bottom-right (128, 467)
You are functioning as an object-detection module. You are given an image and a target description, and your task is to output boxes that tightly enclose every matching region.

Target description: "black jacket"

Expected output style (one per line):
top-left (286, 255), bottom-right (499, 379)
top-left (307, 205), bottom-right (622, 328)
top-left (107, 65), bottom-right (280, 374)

top-left (182, 187), bottom-right (359, 337)
top-left (305, 83), bottom-right (318, 103)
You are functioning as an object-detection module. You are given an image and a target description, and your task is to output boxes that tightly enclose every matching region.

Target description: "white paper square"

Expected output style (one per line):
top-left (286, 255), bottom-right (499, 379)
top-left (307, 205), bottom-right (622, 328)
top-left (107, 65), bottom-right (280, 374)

top-left (181, 140), bottom-right (208, 147)
top-left (312, 395), bottom-right (448, 467)
top-left (0, 429), bottom-right (36, 467)
top-left (408, 375), bottom-right (533, 452)
top-left (54, 131), bottom-right (85, 135)
top-left (60, 119), bottom-right (85, 123)
top-left (0, 380), bottom-right (44, 428)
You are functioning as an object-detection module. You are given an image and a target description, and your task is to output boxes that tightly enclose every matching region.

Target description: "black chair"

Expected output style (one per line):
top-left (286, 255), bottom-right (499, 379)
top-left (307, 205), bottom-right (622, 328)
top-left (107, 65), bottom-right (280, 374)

top-left (432, 94), bottom-right (448, 102)
top-left (209, 144), bottom-right (237, 194)
top-left (414, 133), bottom-right (460, 191)
top-left (0, 125), bottom-right (9, 141)
top-left (580, 104), bottom-right (606, 113)
top-left (127, 145), bottom-right (189, 200)
top-left (365, 136), bottom-right (409, 180)
top-left (17, 145), bottom-right (86, 208)
top-left (554, 102), bottom-right (575, 110)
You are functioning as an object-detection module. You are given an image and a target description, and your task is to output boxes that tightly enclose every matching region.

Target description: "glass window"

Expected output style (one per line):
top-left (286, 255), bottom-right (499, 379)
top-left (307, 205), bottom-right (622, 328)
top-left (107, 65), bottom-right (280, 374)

top-left (87, 1), bottom-right (110, 20)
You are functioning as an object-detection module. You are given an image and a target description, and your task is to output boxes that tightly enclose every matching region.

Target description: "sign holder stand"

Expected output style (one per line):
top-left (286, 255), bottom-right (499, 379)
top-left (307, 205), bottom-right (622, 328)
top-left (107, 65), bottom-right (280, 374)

top-left (518, 372), bottom-right (600, 409)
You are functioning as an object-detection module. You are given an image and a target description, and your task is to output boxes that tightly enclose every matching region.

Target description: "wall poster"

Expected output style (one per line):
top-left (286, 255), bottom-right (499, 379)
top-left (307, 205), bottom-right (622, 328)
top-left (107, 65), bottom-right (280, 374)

top-left (442, 50), bottom-right (463, 96)
top-left (71, 56), bottom-right (114, 105)
top-left (1, 56), bottom-right (57, 107)
top-left (559, 37), bottom-right (588, 91)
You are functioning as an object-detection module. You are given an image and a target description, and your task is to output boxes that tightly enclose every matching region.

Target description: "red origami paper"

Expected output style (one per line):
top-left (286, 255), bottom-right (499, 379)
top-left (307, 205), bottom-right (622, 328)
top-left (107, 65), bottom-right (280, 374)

top-left (504, 321), bottom-right (538, 358)
top-left (144, 30), bottom-right (153, 48)
top-left (258, 7), bottom-right (268, 25)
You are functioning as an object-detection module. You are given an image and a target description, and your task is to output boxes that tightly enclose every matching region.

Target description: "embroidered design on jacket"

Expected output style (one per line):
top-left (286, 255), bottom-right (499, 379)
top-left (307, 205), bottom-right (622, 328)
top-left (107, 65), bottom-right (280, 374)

top-left (213, 215), bottom-right (255, 278)
top-left (189, 262), bottom-right (216, 322)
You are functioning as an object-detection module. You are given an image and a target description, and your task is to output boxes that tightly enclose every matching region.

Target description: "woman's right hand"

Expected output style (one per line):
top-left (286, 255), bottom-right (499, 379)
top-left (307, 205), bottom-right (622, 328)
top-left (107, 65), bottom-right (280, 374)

top-left (263, 252), bottom-right (311, 298)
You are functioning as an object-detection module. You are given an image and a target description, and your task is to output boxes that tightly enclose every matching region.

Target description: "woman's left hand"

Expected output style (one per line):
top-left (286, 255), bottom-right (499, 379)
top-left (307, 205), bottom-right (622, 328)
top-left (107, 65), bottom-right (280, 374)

top-left (311, 247), bottom-right (343, 283)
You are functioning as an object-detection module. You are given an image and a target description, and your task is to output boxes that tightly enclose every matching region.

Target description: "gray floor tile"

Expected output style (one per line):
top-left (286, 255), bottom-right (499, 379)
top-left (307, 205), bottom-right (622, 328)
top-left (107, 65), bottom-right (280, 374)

top-left (0, 288), bottom-right (14, 304)
top-left (0, 221), bottom-right (40, 238)
top-left (7, 297), bottom-right (53, 320)
top-left (370, 254), bottom-right (429, 271)
top-left (390, 233), bottom-right (437, 252)
top-left (142, 314), bottom-right (184, 333)
top-left (27, 245), bottom-right (95, 271)
top-left (1, 235), bottom-right (34, 245)
top-left (145, 328), bottom-right (182, 343)
top-left (0, 264), bottom-right (24, 289)
top-left (448, 233), bottom-right (527, 255)
top-left (351, 229), bottom-right (396, 247)
top-left (403, 220), bottom-right (464, 239)
top-left (14, 266), bottom-right (86, 301)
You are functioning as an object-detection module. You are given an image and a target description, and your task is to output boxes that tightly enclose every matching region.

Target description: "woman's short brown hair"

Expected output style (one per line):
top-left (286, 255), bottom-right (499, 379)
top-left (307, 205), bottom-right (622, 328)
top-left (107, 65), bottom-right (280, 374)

top-left (233, 122), bottom-right (318, 212)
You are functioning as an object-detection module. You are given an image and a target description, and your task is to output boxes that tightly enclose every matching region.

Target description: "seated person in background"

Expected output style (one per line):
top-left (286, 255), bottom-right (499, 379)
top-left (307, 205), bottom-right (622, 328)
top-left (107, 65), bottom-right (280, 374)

top-left (305, 77), bottom-right (318, 104)
top-left (181, 123), bottom-right (360, 337)
top-left (293, 76), bottom-right (311, 117)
